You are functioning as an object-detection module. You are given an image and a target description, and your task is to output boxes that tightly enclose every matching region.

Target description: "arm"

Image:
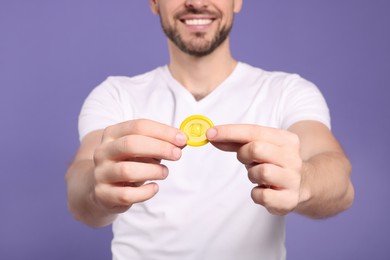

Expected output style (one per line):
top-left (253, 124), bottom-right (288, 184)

top-left (65, 119), bottom-right (187, 227)
top-left (288, 121), bottom-right (354, 218)
top-left (206, 120), bottom-right (354, 218)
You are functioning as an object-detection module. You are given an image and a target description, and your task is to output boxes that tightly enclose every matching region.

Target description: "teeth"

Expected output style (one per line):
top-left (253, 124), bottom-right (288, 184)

top-left (185, 19), bottom-right (212, 26)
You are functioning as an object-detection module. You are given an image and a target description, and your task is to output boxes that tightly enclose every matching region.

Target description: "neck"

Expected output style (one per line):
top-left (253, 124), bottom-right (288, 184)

top-left (168, 39), bottom-right (237, 100)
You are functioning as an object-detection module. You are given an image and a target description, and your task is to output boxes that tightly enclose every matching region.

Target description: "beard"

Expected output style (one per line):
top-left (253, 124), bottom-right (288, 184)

top-left (160, 11), bottom-right (233, 57)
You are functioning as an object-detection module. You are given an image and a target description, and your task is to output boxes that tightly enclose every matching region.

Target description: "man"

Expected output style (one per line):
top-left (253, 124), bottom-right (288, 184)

top-left (66, 0), bottom-right (354, 259)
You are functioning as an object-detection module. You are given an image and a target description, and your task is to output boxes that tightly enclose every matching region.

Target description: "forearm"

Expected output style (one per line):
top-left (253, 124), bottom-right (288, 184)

top-left (65, 160), bottom-right (117, 227)
top-left (295, 151), bottom-right (354, 218)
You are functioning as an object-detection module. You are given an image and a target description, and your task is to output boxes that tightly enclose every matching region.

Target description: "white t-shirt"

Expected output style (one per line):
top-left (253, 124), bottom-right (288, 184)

top-left (79, 62), bottom-right (330, 260)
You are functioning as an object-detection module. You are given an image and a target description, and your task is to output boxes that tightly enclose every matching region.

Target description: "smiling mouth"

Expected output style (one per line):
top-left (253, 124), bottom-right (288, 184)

top-left (182, 18), bottom-right (214, 26)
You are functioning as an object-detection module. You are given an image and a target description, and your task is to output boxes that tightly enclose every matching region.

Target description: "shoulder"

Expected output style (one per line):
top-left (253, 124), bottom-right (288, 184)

top-left (237, 62), bottom-right (318, 96)
top-left (238, 62), bottom-right (309, 86)
top-left (101, 67), bottom-right (165, 90)
top-left (85, 66), bottom-right (166, 102)
top-left (239, 62), bottom-right (307, 83)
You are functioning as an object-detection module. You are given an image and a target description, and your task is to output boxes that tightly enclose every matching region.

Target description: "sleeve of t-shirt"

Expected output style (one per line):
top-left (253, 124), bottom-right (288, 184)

top-left (78, 77), bottom-right (127, 141)
top-left (279, 74), bottom-right (331, 130)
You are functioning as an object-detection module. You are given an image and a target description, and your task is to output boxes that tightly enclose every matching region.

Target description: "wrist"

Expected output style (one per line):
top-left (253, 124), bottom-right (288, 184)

top-left (295, 161), bottom-right (313, 212)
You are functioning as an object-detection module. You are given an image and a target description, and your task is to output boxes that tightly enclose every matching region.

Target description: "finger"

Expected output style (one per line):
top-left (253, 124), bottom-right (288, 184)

top-left (238, 141), bottom-right (302, 169)
top-left (251, 187), bottom-right (299, 216)
top-left (247, 163), bottom-right (280, 187)
top-left (247, 164), bottom-right (299, 189)
top-left (96, 182), bottom-right (159, 209)
top-left (237, 141), bottom-right (283, 166)
top-left (107, 161), bottom-right (169, 184)
top-left (102, 119), bottom-right (187, 147)
top-left (206, 124), bottom-right (291, 147)
top-left (118, 183), bottom-right (160, 205)
top-left (99, 135), bottom-right (183, 161)
top-left (207, 141), bottom-right (243, 152)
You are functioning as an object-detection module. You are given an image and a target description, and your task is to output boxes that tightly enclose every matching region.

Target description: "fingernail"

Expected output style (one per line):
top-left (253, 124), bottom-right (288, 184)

top-left (153, 183), bottom-right (159, 193)
top-left (172, 147), bottom-right (182, 160)
top-left (162, 166), bottom-right (169, 178)
top-left (176, 132), bottom-right (187, 145)
top-left (206, 127), bottom-right (217, 140)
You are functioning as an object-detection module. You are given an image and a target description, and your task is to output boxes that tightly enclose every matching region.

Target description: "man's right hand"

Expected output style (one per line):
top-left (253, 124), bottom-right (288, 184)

top-left (93, 119), bottom-right (187, 214)
top-left (66, 119), bottom-right (187, 227)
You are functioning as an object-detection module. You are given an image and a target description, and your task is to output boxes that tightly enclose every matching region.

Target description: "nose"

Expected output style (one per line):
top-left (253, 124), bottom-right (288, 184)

top-left (185, 0), bottom-right (209, 10)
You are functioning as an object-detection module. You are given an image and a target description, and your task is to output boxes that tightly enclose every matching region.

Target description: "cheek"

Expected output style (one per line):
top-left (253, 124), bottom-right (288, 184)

top-left (159, 12), bottom-right (174, 29)
top-left (217, 6), bottom-right (235, 26)
top-left (159, 7), bottom-right (180, 27)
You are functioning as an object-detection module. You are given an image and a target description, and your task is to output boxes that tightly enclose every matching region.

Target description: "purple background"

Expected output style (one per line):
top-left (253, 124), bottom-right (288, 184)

top-left (1, 1), bottom-right (389, 259)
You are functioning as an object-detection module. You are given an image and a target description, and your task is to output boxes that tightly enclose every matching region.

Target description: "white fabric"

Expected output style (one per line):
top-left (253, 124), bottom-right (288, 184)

top-left (78, 62), bottom-right (330, 260)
